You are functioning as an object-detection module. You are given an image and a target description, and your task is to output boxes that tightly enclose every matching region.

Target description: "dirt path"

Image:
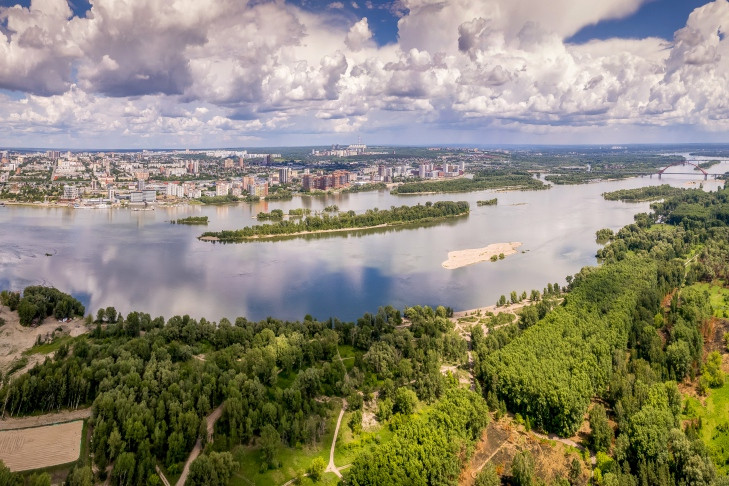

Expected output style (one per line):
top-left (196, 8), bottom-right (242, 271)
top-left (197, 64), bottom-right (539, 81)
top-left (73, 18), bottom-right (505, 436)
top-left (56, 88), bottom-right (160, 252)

top-left (0, 407), bottom-right (92, 430)
top-left (325, 403), bottom-right (347, 478)
top-left (175, 404), bottom-right (224, 486)
top-left (156, 465), bottom-right (171, 486)
top-left (531, 430), bottom-right (595, 464)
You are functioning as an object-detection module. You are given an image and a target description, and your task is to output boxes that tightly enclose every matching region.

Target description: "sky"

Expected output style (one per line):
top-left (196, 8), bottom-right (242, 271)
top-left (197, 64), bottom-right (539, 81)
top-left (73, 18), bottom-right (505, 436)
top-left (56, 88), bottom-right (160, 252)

top-left (0, 0), bottom-right (727, 148)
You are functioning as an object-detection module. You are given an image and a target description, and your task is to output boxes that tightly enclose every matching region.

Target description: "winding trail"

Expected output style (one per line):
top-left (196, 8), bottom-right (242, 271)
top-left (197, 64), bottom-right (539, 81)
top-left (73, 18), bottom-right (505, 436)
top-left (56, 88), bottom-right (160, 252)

top-left (325, 402), bottom-right (347, 478)
top-left (175, 404), bottom-right (224, 486)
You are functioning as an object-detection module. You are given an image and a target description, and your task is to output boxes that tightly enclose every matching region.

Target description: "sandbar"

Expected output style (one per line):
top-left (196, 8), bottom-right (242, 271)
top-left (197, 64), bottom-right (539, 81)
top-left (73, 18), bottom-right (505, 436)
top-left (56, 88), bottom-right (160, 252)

top-left (442, 242), bottom-right (522, 269)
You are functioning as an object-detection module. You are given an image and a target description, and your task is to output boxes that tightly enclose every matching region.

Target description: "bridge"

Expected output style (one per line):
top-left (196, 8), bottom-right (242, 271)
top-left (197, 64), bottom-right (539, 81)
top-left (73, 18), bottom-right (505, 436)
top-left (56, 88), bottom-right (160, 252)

top-left (657, 161), bottom-right (709, 180)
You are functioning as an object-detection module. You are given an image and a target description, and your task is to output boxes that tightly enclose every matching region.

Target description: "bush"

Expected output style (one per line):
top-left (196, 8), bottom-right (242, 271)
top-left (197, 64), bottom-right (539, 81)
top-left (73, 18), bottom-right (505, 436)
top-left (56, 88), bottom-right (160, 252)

top-left (308, 457), bottom-right (326, 482)
top-left (511, 450), bottom-right (535, 486)
top-left (474, 463), bottom-right (500, 486)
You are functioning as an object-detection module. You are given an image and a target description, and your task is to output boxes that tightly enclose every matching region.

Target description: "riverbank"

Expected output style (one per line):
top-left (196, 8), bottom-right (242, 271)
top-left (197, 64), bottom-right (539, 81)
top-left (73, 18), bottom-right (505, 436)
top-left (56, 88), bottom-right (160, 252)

top-left (442, 242), bottom-right (522, 269)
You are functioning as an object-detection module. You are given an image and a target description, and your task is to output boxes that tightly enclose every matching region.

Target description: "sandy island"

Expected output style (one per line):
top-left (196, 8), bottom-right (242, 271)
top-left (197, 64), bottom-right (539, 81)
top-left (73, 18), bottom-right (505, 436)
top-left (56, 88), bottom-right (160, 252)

top-left (442, 242), bottom-right (522, 269)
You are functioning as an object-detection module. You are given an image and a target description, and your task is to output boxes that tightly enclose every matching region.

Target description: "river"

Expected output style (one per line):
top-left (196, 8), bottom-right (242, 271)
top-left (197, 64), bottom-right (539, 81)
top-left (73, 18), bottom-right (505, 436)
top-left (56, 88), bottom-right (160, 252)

top-left (1, 160), bottom-right (726, 322)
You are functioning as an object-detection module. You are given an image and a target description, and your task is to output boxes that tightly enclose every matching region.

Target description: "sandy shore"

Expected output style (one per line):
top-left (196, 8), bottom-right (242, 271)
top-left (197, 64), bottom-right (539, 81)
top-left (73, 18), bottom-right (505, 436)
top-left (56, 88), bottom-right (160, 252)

top-left (442, 242), bottom-right (522, 269)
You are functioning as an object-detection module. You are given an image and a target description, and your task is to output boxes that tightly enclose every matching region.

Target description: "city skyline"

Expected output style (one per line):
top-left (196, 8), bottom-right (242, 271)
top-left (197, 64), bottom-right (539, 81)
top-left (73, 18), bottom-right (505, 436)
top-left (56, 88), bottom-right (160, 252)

top-left (1, 0), bottom-right (728, 148)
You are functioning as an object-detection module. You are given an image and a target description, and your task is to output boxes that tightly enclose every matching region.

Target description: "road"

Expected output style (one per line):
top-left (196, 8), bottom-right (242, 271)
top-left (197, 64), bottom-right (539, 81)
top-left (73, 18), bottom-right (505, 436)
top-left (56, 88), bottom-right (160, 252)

top-left (325, 402), bottom-right (347, 478)
top-left (174, 404), bottom-right (224, 486)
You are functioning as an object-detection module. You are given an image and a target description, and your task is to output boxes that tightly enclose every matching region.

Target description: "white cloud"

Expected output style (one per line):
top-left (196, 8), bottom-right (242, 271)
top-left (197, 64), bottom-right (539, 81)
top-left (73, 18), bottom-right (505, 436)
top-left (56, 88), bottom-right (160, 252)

top-left (345, 17), bottom-right (374, 51)
top-left (3, 0), bottom-right (729, 147)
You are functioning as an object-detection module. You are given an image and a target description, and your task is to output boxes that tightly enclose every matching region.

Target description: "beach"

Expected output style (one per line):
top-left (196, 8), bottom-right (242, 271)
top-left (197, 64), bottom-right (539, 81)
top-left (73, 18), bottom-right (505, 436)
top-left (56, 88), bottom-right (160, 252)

top-left (442, 241), bottom-right (522, 269)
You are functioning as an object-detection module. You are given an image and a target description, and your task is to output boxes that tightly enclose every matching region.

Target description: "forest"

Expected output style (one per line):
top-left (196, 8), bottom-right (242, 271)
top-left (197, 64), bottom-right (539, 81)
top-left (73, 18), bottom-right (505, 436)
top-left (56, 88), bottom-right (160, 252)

top-left (1, 286), bottom-right (85, 326)
top-left (2, 184), bottom-right (729, 485)
top-left (390, 170), bottom-right (547, 194)
top-left (200, 201), bottom-right (469, 242)
top-left (0, 299), bottom-right (478, 485)
top-left (602, 184), bottom-right (685, 202)
top-left (473, 183), bottom-right (729, 484)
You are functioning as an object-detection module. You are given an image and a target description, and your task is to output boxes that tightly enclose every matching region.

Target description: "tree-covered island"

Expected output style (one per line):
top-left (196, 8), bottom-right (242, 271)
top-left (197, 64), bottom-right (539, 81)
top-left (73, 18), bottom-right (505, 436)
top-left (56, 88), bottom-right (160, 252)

top-left (199, 201), bottom-right (469, 242)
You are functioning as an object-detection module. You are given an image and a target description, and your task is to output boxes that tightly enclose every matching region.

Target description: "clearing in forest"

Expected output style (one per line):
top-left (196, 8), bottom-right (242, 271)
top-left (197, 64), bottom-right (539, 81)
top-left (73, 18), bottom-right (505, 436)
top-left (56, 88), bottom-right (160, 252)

top-left (0, 420), bottom-right (83, 472)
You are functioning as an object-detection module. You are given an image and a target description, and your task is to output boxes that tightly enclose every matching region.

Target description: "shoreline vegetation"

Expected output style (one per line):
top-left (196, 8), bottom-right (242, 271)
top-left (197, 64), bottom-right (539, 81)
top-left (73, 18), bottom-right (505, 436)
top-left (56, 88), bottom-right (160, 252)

top-left (171, 216), bottom-right (208, 225)
top-left (442, 242), bottom-right (522, 269)
top-left (390, 170), bottom-right (547, 194)
top-left (602, 184), bottom-right (685, 202)
top-left (199, 201), bottom-right (469, 242)
top-left (341, 182), bottom-right (388, 193)
top-left (476, 198), bottom-right (498, 206)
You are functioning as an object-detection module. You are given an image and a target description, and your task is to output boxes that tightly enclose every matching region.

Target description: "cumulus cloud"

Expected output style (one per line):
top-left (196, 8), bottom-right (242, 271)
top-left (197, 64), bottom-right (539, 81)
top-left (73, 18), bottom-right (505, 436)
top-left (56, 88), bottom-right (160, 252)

top-left (345, 17), bottom-right (374, 51)
top-left (3, 0), bottom-right (729, 146)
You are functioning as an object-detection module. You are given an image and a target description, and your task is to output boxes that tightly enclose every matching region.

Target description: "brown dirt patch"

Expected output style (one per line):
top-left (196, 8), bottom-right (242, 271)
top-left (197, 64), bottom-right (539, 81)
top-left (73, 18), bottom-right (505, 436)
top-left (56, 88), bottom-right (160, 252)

top-left (460, 416), bottom-right (590, 485)
top-left (705, 317), bottom-right (729, 355)
top-left (0, 420), bottom-right (83, 472)
top-left (0, 305), bottom-right (88, 377)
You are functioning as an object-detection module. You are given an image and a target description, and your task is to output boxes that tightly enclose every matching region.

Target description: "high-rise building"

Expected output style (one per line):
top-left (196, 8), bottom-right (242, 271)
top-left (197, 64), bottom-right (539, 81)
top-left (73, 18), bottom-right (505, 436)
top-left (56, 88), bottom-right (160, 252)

top-left (279, 168), bottom-right (290, 184)
top-left (62, 185), bottom-right (79, 200)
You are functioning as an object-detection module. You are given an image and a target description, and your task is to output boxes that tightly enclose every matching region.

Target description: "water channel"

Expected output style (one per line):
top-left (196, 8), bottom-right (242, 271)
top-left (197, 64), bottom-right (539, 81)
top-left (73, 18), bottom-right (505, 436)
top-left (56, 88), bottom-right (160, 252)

top-left (1, 158), bottom-right (726, 322)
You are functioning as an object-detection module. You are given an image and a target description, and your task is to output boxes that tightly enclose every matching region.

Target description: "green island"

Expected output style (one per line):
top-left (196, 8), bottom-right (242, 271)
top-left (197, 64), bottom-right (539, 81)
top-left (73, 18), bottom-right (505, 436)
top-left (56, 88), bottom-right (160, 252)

top-left (198, 201), bottom-right (469, 242)
top-left (477, 198), bottom-right (498, 206)
top-left (341, 183), bottom-right (387, 193)
top-left (172, 216), bottom-right (209, 225)
top-left (697, 160), bottom-right (722, 170)
top-left (264, 189), bottom-right (293, 201)
top-left (287, 208), bottom-right (311, 217)
top-left (197, 194), bottom-right (241, 205)
top-left (2, 184), bottom-right (729, 486)
top-left (602, 184), bottom-right (686, 202)
top-left (391, 170), bottom-right (547, 194)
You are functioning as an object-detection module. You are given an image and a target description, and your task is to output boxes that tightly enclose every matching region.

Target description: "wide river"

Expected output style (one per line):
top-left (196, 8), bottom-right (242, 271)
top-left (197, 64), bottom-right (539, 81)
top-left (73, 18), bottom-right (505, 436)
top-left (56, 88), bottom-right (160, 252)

top-left (1, 160), bottom-right (727, 322)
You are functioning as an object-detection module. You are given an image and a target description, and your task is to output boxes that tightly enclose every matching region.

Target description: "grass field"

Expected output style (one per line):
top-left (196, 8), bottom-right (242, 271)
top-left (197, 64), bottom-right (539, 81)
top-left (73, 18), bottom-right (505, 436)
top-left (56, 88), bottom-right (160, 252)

top-left (687, 282), bottom-right (729, 319)
top-left (684, 381), bottom-right (729, 474)
top-left (22, 334), bottom-right (77, 356)
top-left (229, 399), bottom-right (342, 486)
top-left (333, 413), bottom-right (394, 466)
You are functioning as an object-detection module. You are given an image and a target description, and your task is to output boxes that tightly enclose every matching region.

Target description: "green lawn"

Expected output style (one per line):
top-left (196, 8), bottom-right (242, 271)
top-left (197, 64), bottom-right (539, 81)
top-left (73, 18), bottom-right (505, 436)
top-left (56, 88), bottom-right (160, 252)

top-left (333, 414), bottom-right (394, 467)
top-left (337, 345), bottom-right (360, 372)
top-left (684, 379), bottom-right (729, 474)
top-left (686, 282), bottom-right (729, 318)
top-left (23, 334), bottom-right (78, 356)
top-left (230, 399), bottom-right (343, 486)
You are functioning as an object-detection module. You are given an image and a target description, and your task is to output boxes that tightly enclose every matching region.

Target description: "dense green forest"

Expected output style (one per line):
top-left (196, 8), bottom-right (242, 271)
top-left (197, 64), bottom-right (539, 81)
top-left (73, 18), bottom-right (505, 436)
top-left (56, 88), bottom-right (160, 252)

top-left (391, 170), bottom-right (546, 194)
top-left (0, 300), bottom-right (477, 485)
top-left (602, 184), bottom-right (685, 202)
top-left (3, 182), bottom-right (729, 485)
top-left (200, 201), bottom-right (469, 242)
top-left (474, 183), bottom-right (729, 484)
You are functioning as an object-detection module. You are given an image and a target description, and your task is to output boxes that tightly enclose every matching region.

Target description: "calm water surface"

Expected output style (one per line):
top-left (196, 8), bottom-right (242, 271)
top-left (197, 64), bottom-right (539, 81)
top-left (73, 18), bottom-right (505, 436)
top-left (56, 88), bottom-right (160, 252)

top-left (1, 162), bottom-right (726, 322)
